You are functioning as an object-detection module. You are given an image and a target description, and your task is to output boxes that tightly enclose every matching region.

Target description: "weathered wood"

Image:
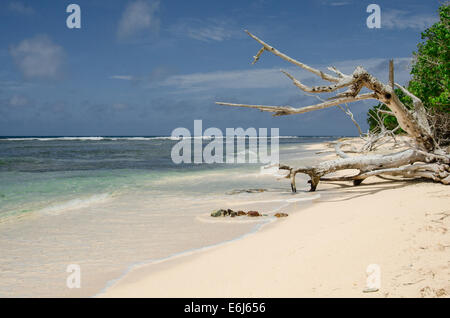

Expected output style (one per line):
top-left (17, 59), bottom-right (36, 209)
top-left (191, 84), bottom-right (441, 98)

top-left (216, 30), bottom-right (449, 191)
top-left (281, 150), bottom-right (449, 191)
top-left (244, 30), bottom-right (340, 83)
top-left (218, 31), bottom-right (436, 151)
top-left (389, 59), bottom-right (394, 90)
top-left (216, 93), bottom-right (376, 116)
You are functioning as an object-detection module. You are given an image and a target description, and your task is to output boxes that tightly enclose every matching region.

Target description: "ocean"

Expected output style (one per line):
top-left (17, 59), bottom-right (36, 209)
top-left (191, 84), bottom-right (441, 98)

top-left (0, 136), bottom-right (335, 297)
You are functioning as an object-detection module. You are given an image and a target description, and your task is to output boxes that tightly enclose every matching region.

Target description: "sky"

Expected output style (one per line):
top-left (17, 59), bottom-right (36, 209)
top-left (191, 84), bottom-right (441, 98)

top-left (0, 0), bottom-right (443, 136)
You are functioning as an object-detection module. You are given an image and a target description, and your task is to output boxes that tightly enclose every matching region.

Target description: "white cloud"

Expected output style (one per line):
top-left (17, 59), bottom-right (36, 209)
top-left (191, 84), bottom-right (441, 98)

top-left (9, 95), bottom-right (29, 107)
top-left (160, 68), bottom-right (288, 90)
top-left (156, 57), bottom-right (413, 94)
top-left (171, 18), bottom-right (243, 42)
top-left (110, 75), bottom-right (135, 81)
top-left (110, 66), bottom-right (173, 84)
top-left (117, 0), bottom-right (160, 40)
top-left (112, 103), bottom-right (128, 110)
top-left (319, 0), bottom-right (351, 6)
top-left (382, 9), bottom-right (438, 30)
top-left (8, 1), bottom-right (35, 15)
top-left (329, 2), bottom-right (350, 6)
top-left (0, 79), bottom-right (32, 91)
top-left (9, 35), bottom-right (65, 80)
top-left (331, 57), bottom-right (412, 83)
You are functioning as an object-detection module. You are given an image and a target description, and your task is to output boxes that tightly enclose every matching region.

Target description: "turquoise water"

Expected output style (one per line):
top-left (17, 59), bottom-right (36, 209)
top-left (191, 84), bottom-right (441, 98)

top-left (0, 136), bottom-right (333, 221)
top-left (0, 136), bottom-right (335, 297)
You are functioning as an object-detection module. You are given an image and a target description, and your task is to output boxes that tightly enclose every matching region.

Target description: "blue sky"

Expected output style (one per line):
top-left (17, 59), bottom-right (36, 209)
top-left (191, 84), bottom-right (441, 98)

top-left (0, 0), bottom-right (442, 136)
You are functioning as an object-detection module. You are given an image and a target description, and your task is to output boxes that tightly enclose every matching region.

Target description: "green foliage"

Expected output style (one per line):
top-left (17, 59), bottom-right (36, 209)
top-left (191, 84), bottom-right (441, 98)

top-left (367, 3), bottom-right (450, 138)
top-left (409, 3), bottom-right (449, 113)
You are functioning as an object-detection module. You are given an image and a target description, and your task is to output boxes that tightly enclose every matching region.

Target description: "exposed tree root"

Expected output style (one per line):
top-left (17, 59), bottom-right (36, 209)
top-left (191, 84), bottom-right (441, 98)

top-left (280, 149), bottom-right (449, 191)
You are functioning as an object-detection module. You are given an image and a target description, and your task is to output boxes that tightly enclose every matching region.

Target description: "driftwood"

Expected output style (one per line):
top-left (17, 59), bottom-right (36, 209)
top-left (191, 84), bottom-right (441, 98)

top-left (216, 31), bottom-right (450, 192)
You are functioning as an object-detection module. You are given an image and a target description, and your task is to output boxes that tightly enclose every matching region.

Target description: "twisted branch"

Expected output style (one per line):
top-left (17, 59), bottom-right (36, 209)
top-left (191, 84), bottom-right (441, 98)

top-left (215, 30), bottom-right (447, 191)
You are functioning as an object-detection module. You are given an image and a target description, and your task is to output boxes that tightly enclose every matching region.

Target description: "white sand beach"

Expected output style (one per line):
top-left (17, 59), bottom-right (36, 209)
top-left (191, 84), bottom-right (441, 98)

top-left (101, 140), bottom-right (450, 298)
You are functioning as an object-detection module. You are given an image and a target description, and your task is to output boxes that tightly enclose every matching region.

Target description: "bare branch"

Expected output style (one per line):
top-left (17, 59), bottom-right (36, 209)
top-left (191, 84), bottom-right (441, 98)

top-left (283, 149), bottom-right (449, 191)
top-left (394, 83), bottom-right (433, 137)
top-left (336, 104), bottom-right (363, 136)
top-left (221, 31), bottom-right (436, 150)
top-left (281, 70), bottom-right (355, 94)
top-left (389, 59), bottom-right (394, 90)
top-left (252, 47), bottom-right (265, 64)
top-left (320, 163), bottom-right (449, 184)
top-left (327, 66), bottom-right (347, 78)
top-left (394, 83), bottom-right (423, 109)
top-left (335, 142), bottom-right (350, 159)
top-left (214, 30), bottom-right (447, 192)
top-left (245, 30), bottom-right (340, 82)
top-left (392, 125), bottom-right (401, 133)
top-left (377, 109), bottom-right (395, 116)
top-left (215, 102), bottom-right (297, 115)
top-left (216, 93), bottom-right (376, 116)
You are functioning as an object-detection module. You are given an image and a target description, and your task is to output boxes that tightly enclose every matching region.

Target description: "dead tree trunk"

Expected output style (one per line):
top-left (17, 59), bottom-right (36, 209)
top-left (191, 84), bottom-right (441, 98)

top-left (216, 31), bottom-right (449, 191)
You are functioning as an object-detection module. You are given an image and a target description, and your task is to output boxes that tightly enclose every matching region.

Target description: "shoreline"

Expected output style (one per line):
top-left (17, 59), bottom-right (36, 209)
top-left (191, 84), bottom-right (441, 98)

top-left (95, 192), bottom-right (321, 297)
top-left (95, 217), bottom-right (273, 297)
top-left (0, 138), bottom-right (328, 297)
top-left (101, 140), bottom-right (450, 298)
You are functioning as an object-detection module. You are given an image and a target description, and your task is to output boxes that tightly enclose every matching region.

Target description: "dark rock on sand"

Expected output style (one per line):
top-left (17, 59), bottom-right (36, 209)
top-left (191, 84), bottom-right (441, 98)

top-left (247, 211), bottom-right (261, 217)
top-left (211, 209), bottom-right (265, 218)
top-left (211, 209), bottom-right (226, 217)
top-left (227, 189), bottom-right (267, 195)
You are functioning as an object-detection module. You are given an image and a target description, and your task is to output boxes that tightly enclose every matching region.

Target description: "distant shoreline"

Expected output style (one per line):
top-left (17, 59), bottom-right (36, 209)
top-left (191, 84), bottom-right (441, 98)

top-left (0, 135), bottom-right (354, 139)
